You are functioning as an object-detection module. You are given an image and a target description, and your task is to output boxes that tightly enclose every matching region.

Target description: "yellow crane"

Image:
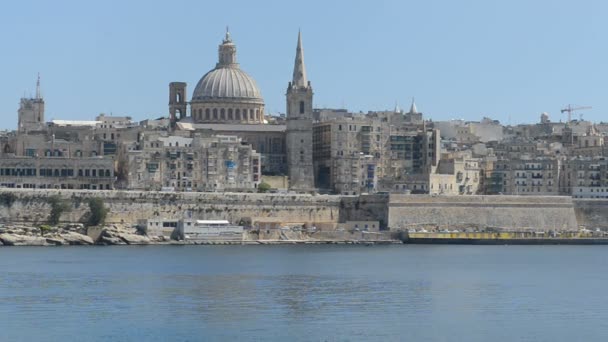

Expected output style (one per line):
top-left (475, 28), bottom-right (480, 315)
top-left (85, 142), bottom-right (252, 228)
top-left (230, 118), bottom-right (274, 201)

top-left (561, 105), bottom-right (592, 123)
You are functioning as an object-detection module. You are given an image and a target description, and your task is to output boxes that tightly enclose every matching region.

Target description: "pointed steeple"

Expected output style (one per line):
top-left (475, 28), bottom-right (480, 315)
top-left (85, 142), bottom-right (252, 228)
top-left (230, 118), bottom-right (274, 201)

top-left (408, 98), bottom-right (418, 115)
top-left (292, 30), bottom-right (308, 88)
top-left (35, 73), bottom-right (41, 100)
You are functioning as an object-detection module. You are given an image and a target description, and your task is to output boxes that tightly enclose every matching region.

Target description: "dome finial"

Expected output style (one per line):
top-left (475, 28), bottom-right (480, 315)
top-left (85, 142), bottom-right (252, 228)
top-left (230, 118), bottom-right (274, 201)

top-left (224, 26), bottom-right (232, 43)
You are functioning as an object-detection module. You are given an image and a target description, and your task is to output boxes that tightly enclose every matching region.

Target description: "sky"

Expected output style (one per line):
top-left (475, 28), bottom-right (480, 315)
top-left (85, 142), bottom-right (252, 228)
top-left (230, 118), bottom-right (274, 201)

top-left (0, 0), bottom-right (606, 130)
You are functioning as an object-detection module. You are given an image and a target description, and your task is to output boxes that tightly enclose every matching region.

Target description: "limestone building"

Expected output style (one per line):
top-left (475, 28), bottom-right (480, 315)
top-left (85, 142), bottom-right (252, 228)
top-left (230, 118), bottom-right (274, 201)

top-left (126, 133), bottom-right (260, 191)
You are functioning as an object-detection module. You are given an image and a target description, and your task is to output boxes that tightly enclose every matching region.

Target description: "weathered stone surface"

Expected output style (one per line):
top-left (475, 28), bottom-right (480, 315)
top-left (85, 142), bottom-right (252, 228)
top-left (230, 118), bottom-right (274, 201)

top-left (96, 227), bottom-right (150, 245)
top-left (61, 232), bottom-right (94, 245)
top-left (117, 233), bottom-right (150, 245)
top-left (0, 234), bottom-right (47, 246)
top-left (45, 237), bottom-right (65, 246)
top-left (98, 235), bottom-right (126, 245)
top-left (387, 195), bottom-right (579, 231)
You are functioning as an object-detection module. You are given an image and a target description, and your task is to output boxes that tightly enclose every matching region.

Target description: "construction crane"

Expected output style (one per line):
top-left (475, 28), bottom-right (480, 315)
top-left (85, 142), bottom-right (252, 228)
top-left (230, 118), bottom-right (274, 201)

top-left (561, 104), bottom-right (592, 123)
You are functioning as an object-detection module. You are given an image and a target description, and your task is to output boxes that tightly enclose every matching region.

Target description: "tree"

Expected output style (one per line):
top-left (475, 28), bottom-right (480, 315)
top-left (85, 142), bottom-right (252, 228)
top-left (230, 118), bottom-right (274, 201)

top-left (257, 182), bottom-right (271, 193)
top-left (86, 198), bottom-right (108, 227)
top-left (48, 196), bottom-right (70, 225)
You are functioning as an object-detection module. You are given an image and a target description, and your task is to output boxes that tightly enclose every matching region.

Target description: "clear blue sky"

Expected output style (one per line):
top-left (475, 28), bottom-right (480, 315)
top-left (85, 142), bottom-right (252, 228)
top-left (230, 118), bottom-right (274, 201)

top-left (0, 0), bottom-right (606, 129)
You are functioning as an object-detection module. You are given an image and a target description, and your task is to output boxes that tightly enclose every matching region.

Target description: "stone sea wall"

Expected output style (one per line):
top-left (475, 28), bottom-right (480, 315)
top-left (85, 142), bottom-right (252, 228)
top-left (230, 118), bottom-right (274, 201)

top-left (387, 194), bottom-right (579, 231)
top-left (0, 189), bottom-right (341, 226)
top-left (0, 189), bottom-right (604, 232)
top-left (573, 199), bottom-right (608, 230)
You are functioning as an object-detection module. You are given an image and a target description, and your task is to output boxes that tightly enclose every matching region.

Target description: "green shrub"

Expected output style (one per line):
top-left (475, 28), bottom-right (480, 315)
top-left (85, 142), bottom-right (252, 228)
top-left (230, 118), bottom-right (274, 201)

top-left (48, 196), bottom-right (70, 225)
top-left (39, 224), bottom-right (52, 236)
top-left (86, 197), bottom-right (108, 227)
top-left (257, 182), bottom-right (271, 193)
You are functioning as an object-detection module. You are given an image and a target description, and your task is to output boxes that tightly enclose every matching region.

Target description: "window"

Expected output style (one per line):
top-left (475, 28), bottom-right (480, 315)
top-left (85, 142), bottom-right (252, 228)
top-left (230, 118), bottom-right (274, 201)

top-left (299, 101), bottom-right (305, 114)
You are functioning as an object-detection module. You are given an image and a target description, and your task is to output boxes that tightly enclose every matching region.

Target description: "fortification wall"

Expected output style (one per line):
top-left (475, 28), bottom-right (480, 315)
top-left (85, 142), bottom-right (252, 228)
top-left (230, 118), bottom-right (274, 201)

top-left (388, 195), bottom-right (578, 231)
top-left (338, 194), bottom-right (389, 229)
top-left (573, 199), bottom-right (608, 229)
top-left (0, 190), bottom-right (603, 232)
top-left (0, 189), bottom-right (341, 226)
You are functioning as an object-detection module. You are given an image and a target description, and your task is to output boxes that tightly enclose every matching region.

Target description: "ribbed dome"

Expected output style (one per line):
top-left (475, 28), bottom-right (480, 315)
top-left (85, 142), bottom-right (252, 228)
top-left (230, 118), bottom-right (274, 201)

top-left (192, 66), bottom-right (263, 103)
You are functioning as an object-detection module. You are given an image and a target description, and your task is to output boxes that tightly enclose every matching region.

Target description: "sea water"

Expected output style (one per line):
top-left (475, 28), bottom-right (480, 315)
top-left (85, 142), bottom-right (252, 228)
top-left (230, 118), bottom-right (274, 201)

top-left (0, 245), bottom-right (607, 341)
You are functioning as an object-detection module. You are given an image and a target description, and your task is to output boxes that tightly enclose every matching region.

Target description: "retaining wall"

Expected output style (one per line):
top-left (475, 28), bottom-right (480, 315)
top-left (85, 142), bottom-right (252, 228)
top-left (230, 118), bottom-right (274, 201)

top-left (387, 194), bottom-right (579, 231)
top-left (0, 190), bottom-right (603, 232)
top-left (0, 189), bottom-right (341, 226)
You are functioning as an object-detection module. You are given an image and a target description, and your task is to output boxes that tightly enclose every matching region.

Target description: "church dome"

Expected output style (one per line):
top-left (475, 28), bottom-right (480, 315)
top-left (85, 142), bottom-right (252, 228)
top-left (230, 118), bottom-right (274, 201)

top-left (189, 30), bottom-right (266, 125)
top-left (191, 30), bottom-right (263, 104)
top-left (192, 67), bottom-right (263, 103)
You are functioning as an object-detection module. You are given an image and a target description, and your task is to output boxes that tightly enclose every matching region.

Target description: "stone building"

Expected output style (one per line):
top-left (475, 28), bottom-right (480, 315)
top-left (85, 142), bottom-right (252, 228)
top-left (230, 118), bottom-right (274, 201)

top-left (17, 75), bottom-right (45, 133)
top-left (313, 115), bottom-right (382, 194)
top-left (312, 108), bottom-right (439, 195)
top-left (561, 157), bottom-right (607, 196)
top-left (126, 133), bottom-right (260, 191)
top-left (0, 156), bottom-right (114, 190)
top-left (429, 152), bottom-right (482, 195)
top-left (499, 157), bottom-right (561, 195)
top-left (177, 122), bottom-right (286, 175)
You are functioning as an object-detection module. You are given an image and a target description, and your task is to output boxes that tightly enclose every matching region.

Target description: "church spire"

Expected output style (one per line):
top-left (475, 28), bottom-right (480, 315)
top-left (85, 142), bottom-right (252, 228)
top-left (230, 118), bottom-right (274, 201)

top-left (409, 97), bottom-right (418, 115)
top-left (292, 30), bottom-right (308, 88)
top-left (35, 73), bottom-right (41, 100)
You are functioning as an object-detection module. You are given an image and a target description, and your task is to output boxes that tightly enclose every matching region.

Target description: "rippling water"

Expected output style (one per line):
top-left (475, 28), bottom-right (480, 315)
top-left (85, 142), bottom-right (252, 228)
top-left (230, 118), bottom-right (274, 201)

top-left (1, 245), bottom-right (608, 341)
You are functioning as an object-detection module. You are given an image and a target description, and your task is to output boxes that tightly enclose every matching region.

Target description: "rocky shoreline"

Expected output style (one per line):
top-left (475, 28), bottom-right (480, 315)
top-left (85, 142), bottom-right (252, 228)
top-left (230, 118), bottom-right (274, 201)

top-left (0, 224), bottom-right (159, 246)
top-left (0, 224), bottom-right (401, 246)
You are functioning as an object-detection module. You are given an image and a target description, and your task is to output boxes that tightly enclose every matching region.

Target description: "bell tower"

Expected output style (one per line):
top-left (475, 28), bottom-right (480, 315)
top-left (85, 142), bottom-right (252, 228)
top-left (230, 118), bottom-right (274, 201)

top-left (286, 31), bottom-right (315, 191)
top-left (169, 82), bottom-right (187, 129)
top-left (18, 74), bottom-right (45, 133)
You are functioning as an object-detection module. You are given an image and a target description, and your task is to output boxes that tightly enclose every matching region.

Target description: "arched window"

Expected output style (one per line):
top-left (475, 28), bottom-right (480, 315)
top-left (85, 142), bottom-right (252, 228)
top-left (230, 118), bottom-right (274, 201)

top-left (205, 109), bottom-right (210, 120)
top-left (176, 92), bottom-right (182, 103)
top-left (255, 109), bottom-right (259, 121)
top-left (228, 108), bottom-right (233, 120)
top-left (198, 109), bottom-right (202, 120)
top-left (299, 101), bottom-right (305, 114)
top-left (235, 109), bottom-right (240, 120)
top-left (213, 109), bottom-right (218, 120)
top-left (220, 108), bottom-right (225, 120)
top-left (249, 109), bottom-right (254, 120)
